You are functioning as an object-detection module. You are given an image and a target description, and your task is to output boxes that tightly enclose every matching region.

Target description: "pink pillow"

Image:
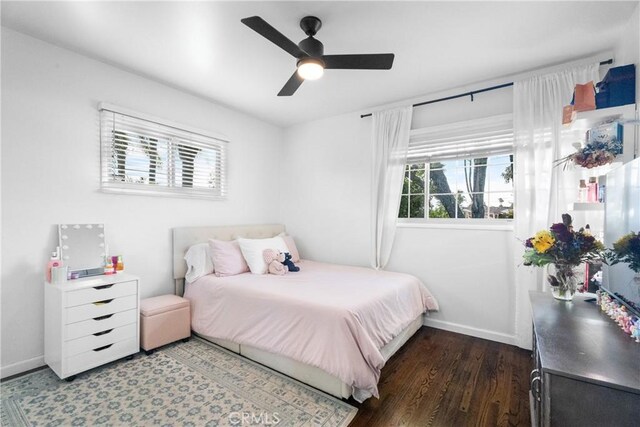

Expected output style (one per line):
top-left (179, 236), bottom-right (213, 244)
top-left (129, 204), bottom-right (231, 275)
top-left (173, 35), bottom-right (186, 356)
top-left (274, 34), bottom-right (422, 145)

top-left (208, 239), bottom-right (249, 277)
top-left (282, 235), bottom-right (300, 262)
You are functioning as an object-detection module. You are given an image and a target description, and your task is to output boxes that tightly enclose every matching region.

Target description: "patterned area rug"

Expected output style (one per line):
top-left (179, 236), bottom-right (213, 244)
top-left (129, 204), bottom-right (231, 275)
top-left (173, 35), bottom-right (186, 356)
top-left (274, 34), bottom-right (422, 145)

top-left (1, 338), bottom-right (357, 426)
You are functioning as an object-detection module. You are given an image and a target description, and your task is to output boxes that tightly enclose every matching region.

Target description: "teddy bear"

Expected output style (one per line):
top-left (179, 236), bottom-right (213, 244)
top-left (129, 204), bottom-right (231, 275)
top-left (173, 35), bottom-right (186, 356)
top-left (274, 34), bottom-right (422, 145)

top-left (263, 249), bottom-right (287, 275)
top-left (282, 252), bottom-right (300, 272)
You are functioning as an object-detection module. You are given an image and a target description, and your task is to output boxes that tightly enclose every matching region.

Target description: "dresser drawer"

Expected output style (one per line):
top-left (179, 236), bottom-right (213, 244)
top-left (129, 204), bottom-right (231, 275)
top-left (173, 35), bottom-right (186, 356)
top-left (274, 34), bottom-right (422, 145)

top-left (65, 294), bottom-right (137, 324)
top-left (65, 323), bottom-right (137, 357)
top-left (65, 280), bottom-right (137, 307)
top-left (65, 337), bottom-right (138, 377)
top-left (65, 309), bottom-right (137, 341)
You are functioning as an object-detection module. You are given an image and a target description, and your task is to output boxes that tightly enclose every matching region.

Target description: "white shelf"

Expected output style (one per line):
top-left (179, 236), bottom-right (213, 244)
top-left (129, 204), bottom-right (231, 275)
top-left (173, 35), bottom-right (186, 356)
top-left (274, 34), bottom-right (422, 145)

top-left (570, 104), bottom-right (636, 130)
top-left (570, 202), bottom-right (604, 211)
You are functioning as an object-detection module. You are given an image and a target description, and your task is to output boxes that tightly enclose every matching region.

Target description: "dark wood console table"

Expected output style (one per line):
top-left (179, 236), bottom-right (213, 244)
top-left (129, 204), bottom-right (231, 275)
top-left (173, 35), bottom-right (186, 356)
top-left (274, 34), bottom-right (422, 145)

top-left (529, 291), bottom-right (640, 426)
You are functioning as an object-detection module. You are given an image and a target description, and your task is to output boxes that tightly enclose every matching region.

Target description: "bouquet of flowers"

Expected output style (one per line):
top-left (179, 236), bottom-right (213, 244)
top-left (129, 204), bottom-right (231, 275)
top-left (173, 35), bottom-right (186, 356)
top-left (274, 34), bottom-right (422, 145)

top-left (554, 138), bottom-right (622, 170)
top-left (605, 231), bottom-right (640, 273)
top-left (523, 214), bottom-right (605, 267)
top-left (524, 214), bottom-right (604, 300)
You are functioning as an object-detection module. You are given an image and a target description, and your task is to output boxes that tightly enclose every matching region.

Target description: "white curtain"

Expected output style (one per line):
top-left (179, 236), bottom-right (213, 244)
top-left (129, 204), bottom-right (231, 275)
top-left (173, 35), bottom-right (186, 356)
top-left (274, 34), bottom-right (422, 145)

top-left (513, 63), bottom-right (600, 349)
top-left (371, 106), bottom-right (413, 269)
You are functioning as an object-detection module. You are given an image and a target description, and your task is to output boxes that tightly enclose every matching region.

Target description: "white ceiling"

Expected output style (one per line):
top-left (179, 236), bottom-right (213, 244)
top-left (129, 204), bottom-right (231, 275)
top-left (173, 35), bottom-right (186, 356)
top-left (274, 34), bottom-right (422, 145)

top-left (1, 1), bottom-right (637, 127)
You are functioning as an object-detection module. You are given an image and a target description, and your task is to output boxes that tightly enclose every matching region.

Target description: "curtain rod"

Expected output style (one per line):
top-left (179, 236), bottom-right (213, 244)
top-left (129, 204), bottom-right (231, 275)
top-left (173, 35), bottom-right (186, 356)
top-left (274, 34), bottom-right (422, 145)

top-left (360, 58), bottom-right (613, 118)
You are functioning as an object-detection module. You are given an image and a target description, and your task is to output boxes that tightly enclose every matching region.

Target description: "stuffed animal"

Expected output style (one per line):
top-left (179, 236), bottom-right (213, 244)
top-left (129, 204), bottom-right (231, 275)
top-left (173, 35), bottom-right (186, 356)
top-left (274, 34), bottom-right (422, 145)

top-left (263, 249), bottom-right (287, 275)
top-left (283, 252), bottom-right (300, 272)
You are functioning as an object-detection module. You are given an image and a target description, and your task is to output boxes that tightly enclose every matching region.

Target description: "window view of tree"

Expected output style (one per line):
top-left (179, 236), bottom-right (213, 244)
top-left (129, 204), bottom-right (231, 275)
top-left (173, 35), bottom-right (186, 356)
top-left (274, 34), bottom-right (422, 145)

top-left (110, 130), bottom-right (216, 190)
top-left (399, 154), bottom-right (514, 220)
top-left (140, 136), bottom-right (160, 184)
top-left (177, 144), bottom-right (201, 188)
top-left (102, 109), bottom-right (226, 199)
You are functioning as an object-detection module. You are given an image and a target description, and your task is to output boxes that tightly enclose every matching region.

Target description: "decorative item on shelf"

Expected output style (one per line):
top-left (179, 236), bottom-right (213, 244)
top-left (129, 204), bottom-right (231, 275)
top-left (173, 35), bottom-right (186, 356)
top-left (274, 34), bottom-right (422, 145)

top-left (595, 64), bottom-right (636, 109)
top-left (587, 120), bottom-right (623, 145)
top-left (45, 249), bottom-right (63, 283)
top-left (562, 105), bottom-right (576, 125)
top-left (577, 179), bottom-right (587, 202)
top-left (554, 135), bottom-right (623, 170)
top-left (116, 255), bottom-right (124, 271)
top-left (587, 177), bottom-right (599, 202)
top-left (571, 81), bottom-right (596, 112)
top-left (523, 213), bottom-right (604, 301)
top-left (597, 290), bottom-right (640, 343)
top-left (104, 255), bottom-right (115, 275)
top-left (111, 255), bottom-right (124, 272)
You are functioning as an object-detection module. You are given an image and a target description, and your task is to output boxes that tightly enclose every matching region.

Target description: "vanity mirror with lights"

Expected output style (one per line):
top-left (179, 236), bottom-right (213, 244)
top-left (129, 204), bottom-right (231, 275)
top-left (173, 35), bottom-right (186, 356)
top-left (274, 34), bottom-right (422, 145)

top-left (45, 223), bottom-right (140, 380)
top-left (58, 223), bottom-right (107, 278)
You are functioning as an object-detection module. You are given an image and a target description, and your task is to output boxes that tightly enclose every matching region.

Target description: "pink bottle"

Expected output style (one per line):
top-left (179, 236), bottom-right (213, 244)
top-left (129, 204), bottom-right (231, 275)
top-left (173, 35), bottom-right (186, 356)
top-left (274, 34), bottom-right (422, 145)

top-left (46, 251), bottom-right (62, 283)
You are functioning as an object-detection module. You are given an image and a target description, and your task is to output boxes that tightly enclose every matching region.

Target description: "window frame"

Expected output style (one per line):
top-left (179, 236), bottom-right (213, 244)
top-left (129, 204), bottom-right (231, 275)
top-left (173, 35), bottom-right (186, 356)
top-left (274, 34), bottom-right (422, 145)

top-left (99, 103), bottom-right (228, 200)
top-left (399, 114), bottom-right (515, 224)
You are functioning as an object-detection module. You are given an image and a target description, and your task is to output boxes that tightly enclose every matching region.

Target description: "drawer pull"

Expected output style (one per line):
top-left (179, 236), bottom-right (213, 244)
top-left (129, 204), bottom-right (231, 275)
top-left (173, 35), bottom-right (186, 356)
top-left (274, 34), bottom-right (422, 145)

top-left (530, 368), bottom-right (539, 382)
top-left (531, 376), bottom-right (541, 402)
top-left (93, 314), bottom-right (114, 321)
top-left (93, 344), bottom-right (113, 352)
top-left (93, 299), bottom-right (114, 306)
top-left (93, 284), bottom-right (114, 290)
top-left (93, 329), bottom-right (114, 337)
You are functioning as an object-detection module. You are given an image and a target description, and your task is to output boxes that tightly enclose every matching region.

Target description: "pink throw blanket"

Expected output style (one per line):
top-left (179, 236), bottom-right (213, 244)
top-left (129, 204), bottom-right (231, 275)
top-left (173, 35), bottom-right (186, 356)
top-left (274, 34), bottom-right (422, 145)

top-left (184, 260), bottom-right (438, 401)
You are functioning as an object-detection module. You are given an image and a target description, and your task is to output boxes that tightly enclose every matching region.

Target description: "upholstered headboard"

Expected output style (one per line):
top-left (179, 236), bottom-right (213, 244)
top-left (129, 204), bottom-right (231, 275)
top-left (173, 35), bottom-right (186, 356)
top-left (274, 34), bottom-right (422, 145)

top-left (172, 224), bottom-right (285, 295)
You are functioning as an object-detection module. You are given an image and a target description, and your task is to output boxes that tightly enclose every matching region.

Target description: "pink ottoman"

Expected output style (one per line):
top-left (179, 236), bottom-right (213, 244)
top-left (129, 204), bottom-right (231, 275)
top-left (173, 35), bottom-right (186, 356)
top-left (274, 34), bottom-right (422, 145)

top-left (140, 294), bottom-right (191, 354)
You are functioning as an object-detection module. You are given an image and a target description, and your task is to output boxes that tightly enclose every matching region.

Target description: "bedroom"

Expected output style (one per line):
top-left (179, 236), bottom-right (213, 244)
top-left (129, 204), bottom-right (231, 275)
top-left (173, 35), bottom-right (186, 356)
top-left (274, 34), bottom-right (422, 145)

top-left (1, 1), bottom-right (639, 426)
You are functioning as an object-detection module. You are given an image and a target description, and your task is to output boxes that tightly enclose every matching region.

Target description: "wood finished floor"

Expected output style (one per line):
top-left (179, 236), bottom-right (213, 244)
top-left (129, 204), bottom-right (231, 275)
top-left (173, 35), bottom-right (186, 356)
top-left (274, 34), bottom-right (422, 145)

top-left (348, 327), bottom-right (531, 427)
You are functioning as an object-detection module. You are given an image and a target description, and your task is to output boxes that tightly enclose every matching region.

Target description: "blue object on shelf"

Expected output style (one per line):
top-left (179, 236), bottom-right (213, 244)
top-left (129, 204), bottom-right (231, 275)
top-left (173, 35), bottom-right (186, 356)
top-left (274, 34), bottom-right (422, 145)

top-left (596, 64), bottom-right (636, 109)
top-left (587, 122), bottom-right (623, 145)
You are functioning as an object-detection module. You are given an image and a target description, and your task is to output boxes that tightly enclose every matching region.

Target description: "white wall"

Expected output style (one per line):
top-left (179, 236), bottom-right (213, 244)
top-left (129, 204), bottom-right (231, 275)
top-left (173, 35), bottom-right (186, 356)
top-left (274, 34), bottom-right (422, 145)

top-left (614, 2), bottom-right (640, 98)
top-left (280, 113), bottom-right (373, 267)
top-left (280, 85), bottom-right (518, 344)
top-left (1, 29), bottom-right (283, 376)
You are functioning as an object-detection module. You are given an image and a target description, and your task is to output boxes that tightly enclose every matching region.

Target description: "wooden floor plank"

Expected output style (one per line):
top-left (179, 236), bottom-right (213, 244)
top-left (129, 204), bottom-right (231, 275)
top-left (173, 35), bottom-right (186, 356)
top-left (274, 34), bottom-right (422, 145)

top-left (349, 327), bottom-right (531, 427)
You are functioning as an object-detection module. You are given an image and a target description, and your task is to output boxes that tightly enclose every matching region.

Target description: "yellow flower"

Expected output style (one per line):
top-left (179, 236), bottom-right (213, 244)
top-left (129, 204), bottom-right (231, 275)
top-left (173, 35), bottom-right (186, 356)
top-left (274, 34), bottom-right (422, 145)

top-left (532, 230), bottom-right (555, 253)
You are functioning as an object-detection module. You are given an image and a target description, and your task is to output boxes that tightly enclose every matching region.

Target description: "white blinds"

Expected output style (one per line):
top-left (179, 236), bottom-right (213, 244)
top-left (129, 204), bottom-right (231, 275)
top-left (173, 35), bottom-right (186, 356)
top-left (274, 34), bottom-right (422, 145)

top-left (100, 105), bottom-right (228, 199)
top-left (407, 114), bottom-right (513, 164)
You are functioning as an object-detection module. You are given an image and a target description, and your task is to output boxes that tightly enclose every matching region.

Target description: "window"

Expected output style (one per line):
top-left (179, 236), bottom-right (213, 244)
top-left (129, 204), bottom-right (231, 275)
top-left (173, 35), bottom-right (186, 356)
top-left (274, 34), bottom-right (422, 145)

top-left (100, 104), bottom-right (227, 199)
top-left (399, 114), bottom-right (513, 220)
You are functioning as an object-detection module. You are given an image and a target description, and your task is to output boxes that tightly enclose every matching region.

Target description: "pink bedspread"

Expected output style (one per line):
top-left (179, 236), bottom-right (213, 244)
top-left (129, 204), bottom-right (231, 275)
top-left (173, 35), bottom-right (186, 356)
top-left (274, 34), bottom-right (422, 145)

top-left (184, 260), bottom-right (438, 400)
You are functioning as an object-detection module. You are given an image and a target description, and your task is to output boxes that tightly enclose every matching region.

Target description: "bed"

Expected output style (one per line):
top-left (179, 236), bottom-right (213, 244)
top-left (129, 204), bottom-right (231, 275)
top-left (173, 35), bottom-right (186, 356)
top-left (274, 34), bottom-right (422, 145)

top-left (172, 224), bottom-right (438, 402)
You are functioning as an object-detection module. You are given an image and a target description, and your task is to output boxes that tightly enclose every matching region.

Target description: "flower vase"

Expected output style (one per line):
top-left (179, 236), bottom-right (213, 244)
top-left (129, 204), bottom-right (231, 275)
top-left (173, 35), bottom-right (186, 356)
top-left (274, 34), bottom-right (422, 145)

top-left (548, 263), bottom-right (581, 301)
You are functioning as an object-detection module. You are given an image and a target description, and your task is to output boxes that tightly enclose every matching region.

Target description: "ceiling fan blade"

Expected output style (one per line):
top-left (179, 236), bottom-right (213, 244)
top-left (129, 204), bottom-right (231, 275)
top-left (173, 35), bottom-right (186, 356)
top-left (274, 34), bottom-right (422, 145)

top-left (241, 16), bottom-right (309, 59)
top-left (322, 53), bottom-right (395, 70)
top-left (278, 71), bottom-right (304, 96)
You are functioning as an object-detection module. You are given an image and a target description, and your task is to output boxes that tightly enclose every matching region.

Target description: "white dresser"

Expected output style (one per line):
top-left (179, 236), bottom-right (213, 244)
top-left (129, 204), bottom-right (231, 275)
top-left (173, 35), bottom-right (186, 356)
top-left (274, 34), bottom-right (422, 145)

top-left (44, 273), bottom-right (140, 380)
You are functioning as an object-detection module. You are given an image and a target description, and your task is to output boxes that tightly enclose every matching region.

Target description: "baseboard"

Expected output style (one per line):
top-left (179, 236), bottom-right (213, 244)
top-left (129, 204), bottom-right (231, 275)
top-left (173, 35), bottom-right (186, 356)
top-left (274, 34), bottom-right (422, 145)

top-left (1, 355), bottom-right (45, 379)
top-left (423, 317), bottom-right (517, 346)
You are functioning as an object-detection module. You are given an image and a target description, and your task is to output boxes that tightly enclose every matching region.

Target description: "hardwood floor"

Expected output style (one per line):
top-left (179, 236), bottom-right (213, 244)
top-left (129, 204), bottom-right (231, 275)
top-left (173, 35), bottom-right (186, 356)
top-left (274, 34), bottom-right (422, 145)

top-left (348, 327), bottom-right (532, 427)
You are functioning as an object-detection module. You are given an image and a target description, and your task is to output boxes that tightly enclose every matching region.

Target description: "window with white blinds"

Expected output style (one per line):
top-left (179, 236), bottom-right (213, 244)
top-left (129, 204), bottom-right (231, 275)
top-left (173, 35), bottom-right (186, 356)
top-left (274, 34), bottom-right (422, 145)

top-left (399, 114), bottom-right (514, 221)
top-left (100, 104), bottom-right (227, 199)
top-left (407, 114), bottom-right (513, 164)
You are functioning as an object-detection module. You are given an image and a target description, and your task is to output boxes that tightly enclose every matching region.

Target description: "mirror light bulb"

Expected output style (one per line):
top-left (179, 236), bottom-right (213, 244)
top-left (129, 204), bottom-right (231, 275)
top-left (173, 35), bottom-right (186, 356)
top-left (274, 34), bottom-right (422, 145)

top-left (297, 61), bottom-right (324, 80)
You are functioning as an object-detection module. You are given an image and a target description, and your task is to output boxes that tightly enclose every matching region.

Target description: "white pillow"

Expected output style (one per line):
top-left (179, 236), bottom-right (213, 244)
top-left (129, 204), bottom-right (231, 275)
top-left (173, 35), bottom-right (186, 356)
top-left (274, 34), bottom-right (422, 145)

top-left (237, 236), bottom-right (289, 275)
top-left (184, 243), bottom-right (214, 282)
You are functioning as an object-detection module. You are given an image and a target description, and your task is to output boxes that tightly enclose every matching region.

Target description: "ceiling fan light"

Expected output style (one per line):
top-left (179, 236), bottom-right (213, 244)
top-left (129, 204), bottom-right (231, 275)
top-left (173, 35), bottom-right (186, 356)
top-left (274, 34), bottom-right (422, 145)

top-left (297, 58), bottom-right (324, 80)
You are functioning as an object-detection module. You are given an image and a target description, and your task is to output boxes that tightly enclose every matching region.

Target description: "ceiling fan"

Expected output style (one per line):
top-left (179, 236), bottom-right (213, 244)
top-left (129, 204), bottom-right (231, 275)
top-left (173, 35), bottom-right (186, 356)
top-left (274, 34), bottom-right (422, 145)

top-left (241, 15), bottom-right (395, 96)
